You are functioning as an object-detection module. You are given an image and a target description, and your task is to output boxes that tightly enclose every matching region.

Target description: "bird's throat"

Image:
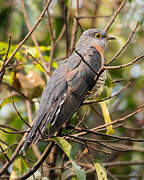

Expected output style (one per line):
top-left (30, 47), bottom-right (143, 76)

top-left (93, 44), bottom-right (103, 58)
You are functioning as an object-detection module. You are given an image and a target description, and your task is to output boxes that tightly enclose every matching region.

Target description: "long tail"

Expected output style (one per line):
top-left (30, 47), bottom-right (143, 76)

top-left (19, 120), bottom-right (42, 153)
top-left (19, 112), bottom-right (52, 153)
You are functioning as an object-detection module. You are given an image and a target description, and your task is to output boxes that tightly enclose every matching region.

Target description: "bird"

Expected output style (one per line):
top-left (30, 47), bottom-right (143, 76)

top-left (21, 29), bottom-right (115, 151)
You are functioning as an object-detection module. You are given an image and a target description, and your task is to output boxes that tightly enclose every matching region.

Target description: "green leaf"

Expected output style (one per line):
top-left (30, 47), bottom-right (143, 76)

top-left (93, 159), bottom-right (108, 180)
top-left (0, 41), bottom-right (51, 63)
top-left (0, 97), bottom-right (12, 108)
top-left (105, 72), bottom-right (113, 88)
top-left (10, 157), bottom-right (28, 179)
top-left (53, 137), bottom-right (86, 180)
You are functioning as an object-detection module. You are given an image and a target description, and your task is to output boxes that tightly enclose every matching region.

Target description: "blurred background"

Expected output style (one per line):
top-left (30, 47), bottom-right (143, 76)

top-left (0, 0), bottom-right (144, 179)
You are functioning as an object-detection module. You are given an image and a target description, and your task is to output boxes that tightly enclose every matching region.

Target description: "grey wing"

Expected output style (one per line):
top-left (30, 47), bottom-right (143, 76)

top-left (21, 65), bottom-right (68, 150)
top-left (50, 48), bottom-right (102, 134)
top-left (20, 47), bottom-right (102, 151)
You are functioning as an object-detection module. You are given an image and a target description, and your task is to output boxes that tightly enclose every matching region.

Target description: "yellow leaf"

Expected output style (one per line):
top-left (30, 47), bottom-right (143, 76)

top-left (93, 159), bottom-right (108, 180)
top-left (99, 101), bottom-right (114, 135)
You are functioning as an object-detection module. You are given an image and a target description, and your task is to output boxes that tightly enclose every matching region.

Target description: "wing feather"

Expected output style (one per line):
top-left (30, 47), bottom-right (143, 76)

top-left (20, 47), bottom-right (103, 151)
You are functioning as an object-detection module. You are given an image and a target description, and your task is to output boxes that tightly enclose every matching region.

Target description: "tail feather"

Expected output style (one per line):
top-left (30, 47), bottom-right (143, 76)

top-left (19, 118), bottom-right (42, 153)
top-left (20, 108), bottom-right (53, 152)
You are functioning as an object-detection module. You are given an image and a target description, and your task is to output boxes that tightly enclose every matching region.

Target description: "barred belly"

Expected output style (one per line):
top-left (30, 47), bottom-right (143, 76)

top-left (88, 71), bottom-right (106, 99)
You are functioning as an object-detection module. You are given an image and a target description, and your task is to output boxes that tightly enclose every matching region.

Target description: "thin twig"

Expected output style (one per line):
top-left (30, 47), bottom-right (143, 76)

top-left (46, 4), bottom-right (55, 74)
top-left (0, 144), bottom-right (18, 154)
top-left (104, 53), bottom-right (144, 70)
top-left (106, 169), bottom-right (119, 180)
top-left (83, 82), bottom-right (131, 105)
top-left (0, 124), bottom-right (20, 132)
top-left (74, 16), bottom-right (83, 33)
top-left (2, 82), bottom-right (32, 101)
top-left (69, 0), bottom-right (79, 54)
top-left (0, 145), bottom-right (10, 162)
top-left (104, 0), bottom-right (127, 32)
top-left (67, 134), bottom-right (130, 152)
top-left (0, 128), bottom-right (29, 134)
top-left (0, 134), bottom-right (29, 175)
top-left (0, 0), bottom-right (52, 75)
top-left (72, 104), bottom-right (144, 136)
top-left (0, 36), bottom-right (12, 85)
top-left (107, 21), bottom-right (139, 65)
top-left (15, 142), bottom-right (55, 180)
top-left (123, 125), bottom-right (144, 131)
top-left (27, 52), bottom-right (50, 75)
top-left (55, 7), bottom-right (71, 45)
top-left (12, 100), bottom-right (31, 128)
top-left (68, 126), bottom-right (144, 143)
top-left (77, 15), bottom-right (111, 19)
top-left (53, 56), bottom-right (66, 61)
top-left (58, 153), bottom-right (65, 180)
top-left (112, 79), bottom-right (125, 83)
top-left (104, 160), bottom-right (144, 167)
top-left (71, 139), bottom-right (110, 154)
top-left (20, 0), bottom-right (48, 78)
top-left (63, 6), bottom-right (69, 58)
top-left (0, 139), bottom-right (9, 147)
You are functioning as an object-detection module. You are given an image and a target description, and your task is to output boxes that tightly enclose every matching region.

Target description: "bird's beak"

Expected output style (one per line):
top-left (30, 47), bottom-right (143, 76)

top-left (105, 35), bottom-right (116, 40)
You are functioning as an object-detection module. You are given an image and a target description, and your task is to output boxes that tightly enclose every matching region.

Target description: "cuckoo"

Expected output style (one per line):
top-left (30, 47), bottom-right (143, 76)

top-left (21, 29), bottom-right (115, 151)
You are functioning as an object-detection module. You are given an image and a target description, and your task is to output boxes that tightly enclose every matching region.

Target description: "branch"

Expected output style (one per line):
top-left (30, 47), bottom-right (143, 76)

top-left (65, 134), bottom-right (129, 152)
top-left (93, 104), bottom-right (144, 131)
top-left (72, 104), bottom-right (144, 137)
top-left (71, 139), bottom-right (110, 154)
top-left (27, 52), bottom-right (50, 75)
top-left (0, 145), bottom-right (10, 163)
top-left (20, 0), bottom-right (48, 78)
top-left (104, 53), bottom-right (144, 70)
top-left (107, 21), bottom-right (139, 65)
top-left (0, 136), bottom-right (27, 175)
top-left (12, 100), bottom-right (31, 128)
top-left (83, 82), bottom-right (131, 105)
top-left (2, 82), bottom-right (32, 101)
top-left (0, 0), bottom-right (52, 75)
top-left (69, 126), bottom-right (144, 143)
top-left (76, 15), bottom-right (111, 19)
top-left (0, 36), bottom-right (12, 85)
top-left (85, 161), bottom-right (144, 178)
top-left (55, 7), bottom-right (71, 45)
top-left (64, 7), bottom-right (70, 58)
top-left (15, 142), bottom-right (54, 180)
top-left (69, 0), bottom-right (79, 54)
top-left (104, 160), bottom-right (144, 167)
top-left (46, 4), bottom-right (55, 74)
top-left (74, 16), bottom-right (83, 33)
top-left (104, 0), bottom-right (127, 32)
top-left (0, 128), bottom-right (28, 135)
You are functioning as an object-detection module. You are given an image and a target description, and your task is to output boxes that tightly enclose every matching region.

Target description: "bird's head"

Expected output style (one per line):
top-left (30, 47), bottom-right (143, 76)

top-left (76, 29), bottom-right (116, 56)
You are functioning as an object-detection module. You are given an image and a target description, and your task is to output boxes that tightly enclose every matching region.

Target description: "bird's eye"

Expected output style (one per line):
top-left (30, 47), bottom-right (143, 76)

top-left (94, 33), bottom-right (101, 39)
